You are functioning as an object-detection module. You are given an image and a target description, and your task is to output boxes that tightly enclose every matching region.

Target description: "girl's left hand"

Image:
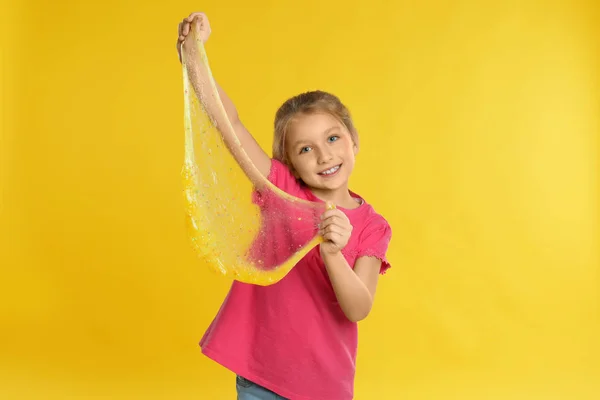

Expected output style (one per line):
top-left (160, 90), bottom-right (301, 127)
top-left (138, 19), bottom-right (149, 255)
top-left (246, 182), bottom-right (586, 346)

top-left (319, 206), bottom-right (353, 256)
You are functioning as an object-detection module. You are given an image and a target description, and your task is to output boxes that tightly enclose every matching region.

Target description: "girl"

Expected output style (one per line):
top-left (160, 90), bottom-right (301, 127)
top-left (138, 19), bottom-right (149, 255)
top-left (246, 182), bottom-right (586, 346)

top-left (177, 12), bottom-right (392, 400)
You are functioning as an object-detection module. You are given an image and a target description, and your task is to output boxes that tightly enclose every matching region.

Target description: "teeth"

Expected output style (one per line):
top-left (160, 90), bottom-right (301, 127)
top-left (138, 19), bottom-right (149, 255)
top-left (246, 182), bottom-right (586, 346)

top-left (320, 165), bottom-right (340, 175)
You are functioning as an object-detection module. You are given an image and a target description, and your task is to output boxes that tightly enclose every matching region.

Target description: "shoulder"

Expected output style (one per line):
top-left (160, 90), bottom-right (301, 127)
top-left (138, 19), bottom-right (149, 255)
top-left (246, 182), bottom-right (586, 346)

top-left (345, 197), bottom-right (393, 273)
top-left (253, 159), bottom-right (310, 205)
top-left (357, 205), bottom-right (392, 251)
top-left (267, 159), bottom-right (303, 194)
top-left (351, 200), bottom-right (392, 238)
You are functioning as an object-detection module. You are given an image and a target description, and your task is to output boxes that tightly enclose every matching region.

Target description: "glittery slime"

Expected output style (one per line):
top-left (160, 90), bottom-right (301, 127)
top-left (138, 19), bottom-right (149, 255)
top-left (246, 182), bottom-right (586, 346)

top-left (180, 27), bottom-right (331, 286)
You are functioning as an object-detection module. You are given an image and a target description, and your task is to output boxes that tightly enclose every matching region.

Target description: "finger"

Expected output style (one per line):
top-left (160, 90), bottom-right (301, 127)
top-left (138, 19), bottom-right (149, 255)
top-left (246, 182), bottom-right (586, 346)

top-left (331, 223), bottom-right (349, 236)
top-left (185, 19), bottom-right (202, 36)
top-left (178, 22), bottom-right (183, 37)
top-left (321, 227), bottom-right (339, 237)
top-left (320, 223), bottom-right (347, 237)
top-left (320, 215), bottom-right (349, 229)
top-left (320, 208), bottom-right (347, 221)
top-left (182, 20), bottom-right (191, 36)
top-left (318, 219), bottom-right (335, 232)
top-left (320, 210), bottom-right (337, 220)
top-left (323, 231), bottom-right (343, 243)
top-left (320, 212), bottom-right (343, 222)
top-left (187, 12), bottom-right (205, 23)
top-left (319, 217), bottom-right (340, 231)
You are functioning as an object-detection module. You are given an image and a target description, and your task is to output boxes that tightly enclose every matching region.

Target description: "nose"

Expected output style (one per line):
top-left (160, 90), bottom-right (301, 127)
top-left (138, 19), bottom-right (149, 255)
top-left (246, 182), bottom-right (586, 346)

top-left (316, 148), bottom-right (333, 164)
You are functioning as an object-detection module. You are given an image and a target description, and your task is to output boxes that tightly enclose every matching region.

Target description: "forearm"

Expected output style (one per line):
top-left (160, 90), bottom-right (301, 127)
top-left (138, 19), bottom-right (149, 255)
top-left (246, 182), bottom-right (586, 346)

top-left (214, 80), bottom-right (240, 124)
top-left (182, 42), bottom-right (231, 131)
top-left (182, 39), bottom-right (270, 181)
top-left (322, 251), bottom-right (373, 322)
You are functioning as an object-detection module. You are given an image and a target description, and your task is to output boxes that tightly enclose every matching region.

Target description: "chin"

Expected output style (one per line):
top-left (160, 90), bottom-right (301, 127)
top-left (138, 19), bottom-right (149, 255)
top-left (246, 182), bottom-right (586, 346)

top-left (301, 170), bottom-right (351, 191)
top-left (315, 179), bottom-right (347, 192)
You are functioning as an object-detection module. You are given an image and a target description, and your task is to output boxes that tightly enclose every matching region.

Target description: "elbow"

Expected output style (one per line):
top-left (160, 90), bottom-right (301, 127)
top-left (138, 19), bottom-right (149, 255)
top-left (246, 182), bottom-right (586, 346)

top-left (231, 114), bottom-right (243, 128)
top-left (346, 314), bottom-right (367, 323)
top-left (344, 303), bottom-right (373, 323)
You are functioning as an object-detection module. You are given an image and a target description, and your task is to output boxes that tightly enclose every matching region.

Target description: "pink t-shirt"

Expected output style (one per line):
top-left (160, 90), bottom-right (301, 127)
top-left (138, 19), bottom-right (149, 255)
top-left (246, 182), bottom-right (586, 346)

top-left (199, 160), bottom-right (392, 400)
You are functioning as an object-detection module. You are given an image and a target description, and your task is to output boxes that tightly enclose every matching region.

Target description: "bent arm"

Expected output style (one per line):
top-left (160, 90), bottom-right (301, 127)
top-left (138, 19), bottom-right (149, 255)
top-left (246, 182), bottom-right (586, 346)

top-left (322, 252), bottom-right (381, 322)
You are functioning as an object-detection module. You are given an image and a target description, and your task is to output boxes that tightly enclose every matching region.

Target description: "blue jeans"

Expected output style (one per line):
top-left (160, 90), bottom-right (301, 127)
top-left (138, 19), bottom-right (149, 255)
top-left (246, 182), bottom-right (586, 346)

top-left (236, 376), bottom-right (288, 400)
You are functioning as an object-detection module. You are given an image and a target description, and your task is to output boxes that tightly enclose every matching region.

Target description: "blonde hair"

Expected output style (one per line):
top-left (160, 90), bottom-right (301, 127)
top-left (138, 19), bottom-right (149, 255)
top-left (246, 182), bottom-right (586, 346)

top-left (272, 90), bottom-right (359, 166)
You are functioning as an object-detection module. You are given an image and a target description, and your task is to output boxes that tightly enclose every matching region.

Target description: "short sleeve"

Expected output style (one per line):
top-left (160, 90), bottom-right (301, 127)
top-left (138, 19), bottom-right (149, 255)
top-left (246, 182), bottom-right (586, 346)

top-left (355, 216), bottom-right (392, 274)
top-left (253, 159), bottom-right (303, 207)
top-left (266, 159), bottom-right (301, 193)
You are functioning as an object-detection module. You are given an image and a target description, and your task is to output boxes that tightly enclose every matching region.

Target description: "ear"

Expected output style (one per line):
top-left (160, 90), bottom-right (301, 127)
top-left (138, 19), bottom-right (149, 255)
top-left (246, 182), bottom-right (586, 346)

top-left (353, 142), bottom-right (359, 155)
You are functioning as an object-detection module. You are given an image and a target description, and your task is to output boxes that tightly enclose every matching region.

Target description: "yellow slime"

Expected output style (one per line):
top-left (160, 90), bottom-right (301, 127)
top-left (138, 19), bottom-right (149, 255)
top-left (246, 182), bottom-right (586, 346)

top-left (180, 27), bottom-right (330, 286)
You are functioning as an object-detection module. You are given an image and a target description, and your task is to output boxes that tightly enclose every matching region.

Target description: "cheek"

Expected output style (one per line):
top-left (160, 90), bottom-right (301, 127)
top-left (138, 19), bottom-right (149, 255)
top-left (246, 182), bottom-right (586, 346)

top-left (290, 156), bottom-right (317, 178)
top-left (293, 159), bottom-right (310, 173)
top-left (288, 157), bottom-right (305, 175)
top-left (341, 142), bottom-right (356, 158)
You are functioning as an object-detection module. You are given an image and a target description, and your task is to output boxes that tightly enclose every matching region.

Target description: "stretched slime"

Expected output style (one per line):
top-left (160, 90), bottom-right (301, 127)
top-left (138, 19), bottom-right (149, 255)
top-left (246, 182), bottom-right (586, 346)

top-left (180, 27), bottom-right (328, 286)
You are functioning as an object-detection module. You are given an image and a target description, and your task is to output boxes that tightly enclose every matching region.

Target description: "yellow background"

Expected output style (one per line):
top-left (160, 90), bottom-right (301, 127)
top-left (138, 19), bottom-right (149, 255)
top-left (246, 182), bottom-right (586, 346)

top-left (2, 0), bottom-right (598, 398)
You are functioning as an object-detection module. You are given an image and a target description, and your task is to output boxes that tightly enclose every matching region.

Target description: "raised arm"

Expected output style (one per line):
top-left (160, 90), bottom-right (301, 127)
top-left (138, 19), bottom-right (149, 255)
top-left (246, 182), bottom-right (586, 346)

top-left (177, 12), bottom-right (272, 180)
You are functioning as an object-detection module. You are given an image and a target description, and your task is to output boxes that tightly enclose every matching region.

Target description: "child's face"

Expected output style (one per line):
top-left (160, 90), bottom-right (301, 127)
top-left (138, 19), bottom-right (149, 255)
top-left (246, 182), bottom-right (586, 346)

top-left (285, 112), bottom-right (357, 194)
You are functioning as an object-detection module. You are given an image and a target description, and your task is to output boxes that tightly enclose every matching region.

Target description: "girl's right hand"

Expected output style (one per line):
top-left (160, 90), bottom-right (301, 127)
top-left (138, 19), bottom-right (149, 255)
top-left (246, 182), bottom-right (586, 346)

top-left (176, 12), bottom-right (212, 62)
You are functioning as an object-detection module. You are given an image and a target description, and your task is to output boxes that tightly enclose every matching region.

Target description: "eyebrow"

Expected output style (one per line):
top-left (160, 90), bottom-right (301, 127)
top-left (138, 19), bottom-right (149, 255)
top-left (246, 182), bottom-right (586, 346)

top-left (292, 126), bottom-right (341, 148)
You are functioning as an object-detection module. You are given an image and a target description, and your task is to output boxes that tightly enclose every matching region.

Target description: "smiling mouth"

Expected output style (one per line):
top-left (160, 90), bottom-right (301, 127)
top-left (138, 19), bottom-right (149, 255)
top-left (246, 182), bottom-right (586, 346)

top-left (318, 165), bottom-right (341, 176)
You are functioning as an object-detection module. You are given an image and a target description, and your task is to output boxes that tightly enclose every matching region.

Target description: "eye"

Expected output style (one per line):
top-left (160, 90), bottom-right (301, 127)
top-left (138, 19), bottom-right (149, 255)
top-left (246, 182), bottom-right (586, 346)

top-left (299, 146), bottom-right (312, 154)
top-left (328, 135), bottom-right (340, 143)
